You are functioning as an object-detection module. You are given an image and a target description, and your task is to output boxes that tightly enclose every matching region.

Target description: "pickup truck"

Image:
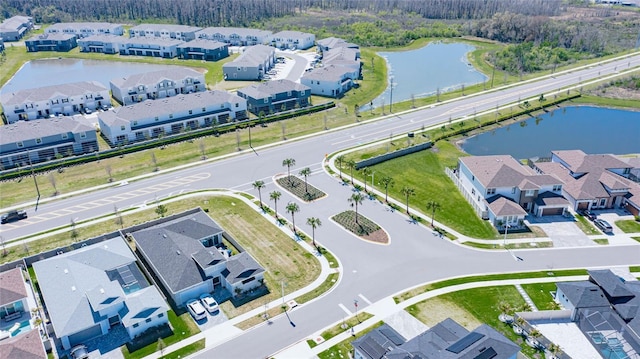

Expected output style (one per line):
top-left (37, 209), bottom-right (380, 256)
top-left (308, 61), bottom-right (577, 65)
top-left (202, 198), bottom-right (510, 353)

top-left (1, 210), bottom-right (27, 224)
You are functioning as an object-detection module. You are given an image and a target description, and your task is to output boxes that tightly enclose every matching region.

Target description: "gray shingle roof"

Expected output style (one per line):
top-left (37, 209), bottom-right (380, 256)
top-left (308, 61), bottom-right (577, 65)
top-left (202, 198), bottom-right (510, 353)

top-left (223, 44), bottom-right (274, 68)
top-left (302, 64), bottom-right (352, 81)
top-left (78, 34), bottom-right (126, 43)
top-left (352, 324), bottom-right (406, 359)
top-left (317, 37), bottom-right (359, 50)
top-left (0, 268), bottom-right (28, 307)
top-left (534, 191), bottom-right (569, 206)
top-left (196, 27), bottom-right (272, 39)
top-left (129, 23), bottom-right (201, 33)
top-left (589, 269), bottom-right (635, 299)
top-left (110, 67), bottom-right (204, 88)
top-left (119, 286), bottom-right (168, 327)
top-left (47, 22), bottom-right (122, 32)
top-left (123, 37), bottom-right (184, 47)
top-left (176, 39), bottom-right (227, 50)
top-left (237, 79), bottom-right (309, 100)
top-left (0, 116), bottom-right (94, 146)
top-left (556, 281), bottom-right (610, 308)
top-left (0, 81), bottom-right (107, 106)
top-left (26, 33), bottom-right (75, 42)
top-left (486, 195), bottom-right (527, 216)
top-left (272, 30), bottom-right (314, 40)
top-left (222, 252), bottom-right (265, 285)
top-left (0, 16), bottom-right (32, 32)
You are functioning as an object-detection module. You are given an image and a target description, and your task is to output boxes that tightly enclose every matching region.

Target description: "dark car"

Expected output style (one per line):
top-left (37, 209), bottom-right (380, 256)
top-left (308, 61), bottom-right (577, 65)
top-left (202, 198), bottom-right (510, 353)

top-left (580, 209), bottom-right (597, 221)
top-left (594, 219), bottom-right (613, 233)
top-left (1, 210), bottom-right (27, 224)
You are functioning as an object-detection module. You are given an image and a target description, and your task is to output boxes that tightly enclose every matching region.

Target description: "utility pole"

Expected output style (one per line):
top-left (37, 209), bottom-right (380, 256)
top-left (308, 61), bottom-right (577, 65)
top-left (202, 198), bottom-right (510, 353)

top-left (27, 150), bottom-right (41, 211)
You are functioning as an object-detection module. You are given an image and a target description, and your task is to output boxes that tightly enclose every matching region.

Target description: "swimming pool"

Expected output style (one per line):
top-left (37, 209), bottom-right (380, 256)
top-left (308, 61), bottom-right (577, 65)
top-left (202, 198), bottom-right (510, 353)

top-left (10, 320), bottom-right (31, 337)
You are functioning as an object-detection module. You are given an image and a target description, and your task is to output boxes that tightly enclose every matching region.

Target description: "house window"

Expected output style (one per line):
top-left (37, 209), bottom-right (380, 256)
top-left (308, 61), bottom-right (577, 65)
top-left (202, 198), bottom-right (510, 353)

top-left (133, 323), bottom-right (139, 328)
top-left (120, 125), bottom-right (126, 131)
top-left (264, 98), bottom-right (268, 103)
top-left (202, 107), bottom-right (206, 112)
top-left (242, 277), bottom-right (256, 284)
top-left (145, 318), bottom-right (152, 323)
top-left (133, 121), bottom-right (138, 126)
top-left (487, 188), bottom-right (496, 195)
top-left (17, 141), bottom-right (24, 148)
top-left (512, 187), bottom-right (517, 194)
top-left (235, 103), bottom-right (239, 107)
top-left (471, 188), bottom-right (476, 195)
top-left (80, 132), bottom-right (87, 138)
top-left (36, 138), bottom-right (42, 144)
top-left (599, 198), bottom-right (606, 206)
top-left (287, 91), bottom-right (292, 96)
top-left (158, 313), bottom-right (164, 318)
top-left (525, 190), bottom-right (535, 197)
top-left (471, 175), bottom-right (475, 181)
top-left (553, 185), bottom-right (562, 191)
top-left (155, 117), bottom-right (159, 121)
top-left (169, 114), bottom-right (173, 119)
top-left (62, 133), bottom-right (68, 139)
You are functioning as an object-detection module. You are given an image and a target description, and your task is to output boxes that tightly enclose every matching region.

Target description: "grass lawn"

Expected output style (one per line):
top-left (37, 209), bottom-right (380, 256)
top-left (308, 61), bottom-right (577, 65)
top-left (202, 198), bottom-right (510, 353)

top-left (307, 312), bottom-right (374, 348)
top-left (159, 339), bottom-right (205, 359)
top-left (316, 321), bottom-right (383, 359)
top-left (593, 238), bottom-right (609, 245)
top-left (615, 219), bottom-right (640, 233)
top-left (521, 283), bottom-right (559, 311)
top-left (122, 310), bottom-right (199, 359)
top-left (574, 214), bottom-right (602, 235)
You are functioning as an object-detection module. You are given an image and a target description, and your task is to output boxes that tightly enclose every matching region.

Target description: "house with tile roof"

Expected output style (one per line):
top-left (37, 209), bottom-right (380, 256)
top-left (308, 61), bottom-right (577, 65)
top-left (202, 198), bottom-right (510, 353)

top-left (222, 44), bottom-right (276, 81)
top-left (452, 155), bottom-right (568, 228)
top-left (110, 67), bottom-right (206, 106)
top-left (1, 81), bottom-right (110, 123)
top-left (353, 318), bottom-right (520, 359)
top-left (237, 79), bottom-right (311, 116)
top-left (271, 30), bottom-right (315, 50)
top-left (128, 208), bottom-right (265, 307)
top-left (128, 23), bottom-right (201, 42)
top-left (45, 22), bottom-right (124, 38)
top-left (97, 90), bottom-right (247, 146)
top-left (0, 16), bottom-right (33, 42)
top-left (0, 116), bottom-right (98, 169)
top-left (176, 39), bottom-right (229, 61)
top-left (532, 150), bottom-right (640, 216)
top-left (25, 33), bottom-right (77, 52)
top-left (0, 329), bottom-right (46, 359)
top-left (32, 237), bottom-right (168, 350)
top-left (0, 268), bottom-right (28, 322)
top-left (195, 27), bottom-right (272, 46)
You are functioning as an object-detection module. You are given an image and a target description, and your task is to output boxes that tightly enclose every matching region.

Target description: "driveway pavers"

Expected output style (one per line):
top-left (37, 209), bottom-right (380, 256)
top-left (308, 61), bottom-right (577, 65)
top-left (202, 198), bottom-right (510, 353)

top-left (526, 215), bottom-right (593, 247)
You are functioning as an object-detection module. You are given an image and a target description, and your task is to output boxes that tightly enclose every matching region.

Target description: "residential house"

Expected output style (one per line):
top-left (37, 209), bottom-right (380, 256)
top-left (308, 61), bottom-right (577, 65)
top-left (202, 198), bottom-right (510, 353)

top-left (452, 155), bottom-right (568, 227)
top-left (118, 37), bottom-right (184, 58)
top-left (196, 27), bottom-right (272, 46)
top-left (110, 67), bottom-right (206, 106)
top-left (0, 38), bottom-right (4, 52)
top-left (618, 156), bottom-right (640, 183)
top-left (316, 36), bottom-right (359, 55)
top-left (98, 90), bottom-right (247, 146)
top-left (323, 47), bottom-right (362, 76)
top-left (237, 79), bottom-right (311, 116)
top-left (32, 237), bottom-right (169, 350)
top-left (1, 81), bottom-right (110, 123)
top-left (353, 318), bottom-right (520, 359)
top-left (270, 30), bottom-right (315, 50)
top-left (176, 39), bottom-right (229, 61)
top-left (0, 116), bottom-right (98, 172)
top-left (0, 329), bottom-right (47, 359)
top-left (128, 24), bottom-right (201, 41)
top-left (45, 22), bottom-right (124, 38)
top-left (222, 44), bottom-right (276, 81)
top-left (0, 268), bottom-right (28, 322)
top-left (128, 208), bottom-right (265, 308)
top-left (25, 33), bottom-right (77, 52)
top-left (532, 150), bottom-right (640, 216)
top-left (77, 34), bottom-right (124, 54)
top-left (0, 16), bottom-right (33, 42)
top-left (301, 64), bottom-right (358, 98)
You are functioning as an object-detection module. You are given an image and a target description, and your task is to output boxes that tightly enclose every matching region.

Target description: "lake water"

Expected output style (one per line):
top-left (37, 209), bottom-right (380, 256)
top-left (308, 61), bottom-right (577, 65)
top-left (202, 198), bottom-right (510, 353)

top-left (460, 106), bottom-right (640, 159)
top-left (371, 42), bottom-right (487, 108)
top-left (0, 58), bottom-right (181, 95)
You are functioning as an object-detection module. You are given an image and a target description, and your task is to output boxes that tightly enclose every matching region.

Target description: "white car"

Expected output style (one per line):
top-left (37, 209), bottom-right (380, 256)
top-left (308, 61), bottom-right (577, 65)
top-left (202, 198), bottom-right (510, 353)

top-left (200, 294), bottom-right (219, 314)
top-left (187, 299), bottom-right (207, 321)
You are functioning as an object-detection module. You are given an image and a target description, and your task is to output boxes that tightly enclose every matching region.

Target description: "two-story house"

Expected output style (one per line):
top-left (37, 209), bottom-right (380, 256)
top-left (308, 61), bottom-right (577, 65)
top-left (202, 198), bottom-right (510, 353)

top-left (301, 64), bottom-right (359, 98)
top-left (1, 81), bottom-right (110, 123)
top-left (110, 67), bottom-right (206, 105)
top-left (237, 79), bottom-right (311, 116)
top-left (118, 37), bottom-right (184, 58)
top-left (77, 34), bottom-right (124, 54)
top-left (128, 23), bottom-right (201, 41)
top-left (98, 90), bottom-right (247, 146)
top-left (0, 16), bottom-right (33, 42)
top-left (25, 33), bottom-right (77, 52)
top-left (270, 30), bottom-right (315, 50)
top-left (222, 44), bottom-right (276, 81)
top-left (176, 39), bottom-right (229, 61)
top-left (0, 116), bottom-right (98, 169)
top-left (195, 27), bottom-right (272, 46)
top-left (316, 36), bottom-right (359, 55)
top-left (45, 22), bottom-right (124, 38)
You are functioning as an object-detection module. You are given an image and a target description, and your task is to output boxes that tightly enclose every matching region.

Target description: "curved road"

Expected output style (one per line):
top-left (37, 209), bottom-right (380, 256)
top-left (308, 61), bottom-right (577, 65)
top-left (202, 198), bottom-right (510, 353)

top-left (1, 53), bottom-right (640, 358)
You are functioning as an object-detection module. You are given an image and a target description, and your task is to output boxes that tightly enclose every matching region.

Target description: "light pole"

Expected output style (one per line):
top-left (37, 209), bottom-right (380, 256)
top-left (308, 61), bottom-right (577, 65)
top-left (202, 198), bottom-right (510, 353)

top-left (354, 299), bottom-right (359, 322)
top-left (503, 223), bottom-right (510, 247)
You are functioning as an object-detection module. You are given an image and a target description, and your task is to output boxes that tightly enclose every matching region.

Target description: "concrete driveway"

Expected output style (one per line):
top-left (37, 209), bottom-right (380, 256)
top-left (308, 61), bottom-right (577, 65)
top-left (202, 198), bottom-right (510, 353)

top-left (525, 215), bottom-right (593, 247)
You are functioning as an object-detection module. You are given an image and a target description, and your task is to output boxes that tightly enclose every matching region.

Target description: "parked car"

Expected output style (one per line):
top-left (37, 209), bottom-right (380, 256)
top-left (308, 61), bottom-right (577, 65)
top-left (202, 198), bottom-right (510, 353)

top-left (187, 299), bottom-right (207, 321)
top-left (70, 345), bottom-right (89, 359)
top-left (84, 107), bottom-right (92, 114)
top-left (1, 210), bottom-right (27, 224)
top-left (580, 209), bottom-right (597, 221)
top-left (101, 104), bottom-right (109, 111)
top-left (594, 219), bottom-right (613, 233)
top-left (200, 294), bottom-right (219, 314)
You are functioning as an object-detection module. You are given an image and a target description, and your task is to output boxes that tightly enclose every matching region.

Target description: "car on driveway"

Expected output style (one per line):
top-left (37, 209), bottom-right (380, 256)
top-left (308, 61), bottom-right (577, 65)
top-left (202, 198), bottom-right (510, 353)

top-left (580, 209), bottom-right (597, 221)
top-left (594, 219), bottom-right (613, 233)
top-left (200, 294), bottom-right (219, 314)
top-left (1, 209), bottom-right (27, 224)
top-left (187, 299), bottom-right (207, 321)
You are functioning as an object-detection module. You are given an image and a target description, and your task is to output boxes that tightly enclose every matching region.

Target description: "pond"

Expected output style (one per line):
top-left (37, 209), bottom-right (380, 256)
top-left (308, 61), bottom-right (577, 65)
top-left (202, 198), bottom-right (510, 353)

top-left (460, 106), bottom-right (640, 159)
top-left (0, 58), bottom-right (184, 95)
top-left (369, 42), bottom-right (487, 109)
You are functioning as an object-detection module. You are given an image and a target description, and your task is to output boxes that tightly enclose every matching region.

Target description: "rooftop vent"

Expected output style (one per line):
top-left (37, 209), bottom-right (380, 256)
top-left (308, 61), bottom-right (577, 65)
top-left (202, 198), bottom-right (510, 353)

top-left (71, 286), bottom-right (76, 291)
top-left (64, 269), bottom-right (68, 274)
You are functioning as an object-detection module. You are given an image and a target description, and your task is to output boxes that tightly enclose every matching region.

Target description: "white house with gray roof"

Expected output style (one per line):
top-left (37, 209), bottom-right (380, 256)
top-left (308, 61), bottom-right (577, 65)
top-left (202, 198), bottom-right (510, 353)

top-left (118, 37), bottom-right (184, 58)
top-left (176, 39), bottom-right (229, 61)
top-left (196, 27), bottom-right (272, 46)
top-left (98, 90), bottom-right (247, 146)
top-left (128, 208), bottom-right (265, 307)
top-left (0, 115), bottom-right (98, 169)
top-left (271, 30), bottom-right (315, 50)
top-left (32, 237), bottom-right (168, 350)
top-left (45, 22), bottom-right (124, 38)
top-left (301, 64), bottom-right (359, 98)
top-left (1, 81), bottom-right (110, 123)
top-left (128, 23), bottom-right (201, 42)
top-left (222, 44), bottom-right (275, 81)
top-left (110, 67), bottom-right (206, 105)
top-left (316, 37), bottom-right (359, 54)
top-left (77, 34), bottom-right (124, 54)
top-left (237, 79), bottom-right (311, 116)
top-left (0, 16), bottom-right (33, 42)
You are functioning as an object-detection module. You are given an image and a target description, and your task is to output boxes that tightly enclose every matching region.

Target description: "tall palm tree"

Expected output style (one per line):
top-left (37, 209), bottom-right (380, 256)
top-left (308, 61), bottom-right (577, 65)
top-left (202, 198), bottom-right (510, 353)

top-left (270, 191), bottom-right (282, 219)
top-left (306, 217), bottom-right (322, 247)
top-left (336, 155), bottom-right (346, 179)
top-left (282, 158), bottom-right (296, 183)
top-left (401, 186), bottom-right (416, 215)
top-left (286, 202), bottom-right (300, 233)
top-left (347, 159), bottom-right (356, 184)
top-left (361, 167), bottom-right (371, 192)
top-left (380, 176), bottom-right (394, 203)
top-left (425, 200), bottom-right (441, 227)
top-left (299, 167), bottom-right (311, 193)
top-left (252, 180), bottom-right (265, 209)
top-left (348, 192), bottom-right (365, 225)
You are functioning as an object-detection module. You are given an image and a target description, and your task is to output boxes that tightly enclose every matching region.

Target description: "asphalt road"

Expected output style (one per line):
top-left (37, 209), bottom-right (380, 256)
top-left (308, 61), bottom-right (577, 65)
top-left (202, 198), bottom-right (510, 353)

top-left (1, 52), bottom-right (640, 358)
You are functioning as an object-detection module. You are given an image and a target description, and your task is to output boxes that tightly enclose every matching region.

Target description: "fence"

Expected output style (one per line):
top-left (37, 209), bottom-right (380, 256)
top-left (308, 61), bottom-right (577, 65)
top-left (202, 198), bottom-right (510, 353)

top-left (355, 142), bottom-right (432, 170)
top-left (515, 311), bottom-right (573, 359)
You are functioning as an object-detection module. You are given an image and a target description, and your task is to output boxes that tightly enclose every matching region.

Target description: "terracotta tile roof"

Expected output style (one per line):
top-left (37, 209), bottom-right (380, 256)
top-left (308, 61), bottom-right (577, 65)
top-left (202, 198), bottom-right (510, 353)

top-left (0, 268), bottom-right (27, 307)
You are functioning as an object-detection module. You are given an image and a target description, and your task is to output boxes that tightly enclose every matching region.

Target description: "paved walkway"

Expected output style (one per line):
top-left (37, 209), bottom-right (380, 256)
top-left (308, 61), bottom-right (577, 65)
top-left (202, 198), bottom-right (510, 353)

top-left (515, 284), bottom-right (538, 312)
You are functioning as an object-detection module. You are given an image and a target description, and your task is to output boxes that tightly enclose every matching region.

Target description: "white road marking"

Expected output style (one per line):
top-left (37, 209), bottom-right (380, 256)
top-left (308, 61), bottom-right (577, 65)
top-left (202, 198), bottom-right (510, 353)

top-left (358, 294), bottom-right (372, 305)
top-left (338, 303), bottom-right (352, 316)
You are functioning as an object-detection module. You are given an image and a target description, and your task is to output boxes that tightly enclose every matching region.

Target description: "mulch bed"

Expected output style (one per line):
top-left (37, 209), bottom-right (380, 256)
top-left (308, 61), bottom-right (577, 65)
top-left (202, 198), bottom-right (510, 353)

top-left (276, 175), bottom-right (326, 202)
top-left (332, 210), bottom-right (389, 244)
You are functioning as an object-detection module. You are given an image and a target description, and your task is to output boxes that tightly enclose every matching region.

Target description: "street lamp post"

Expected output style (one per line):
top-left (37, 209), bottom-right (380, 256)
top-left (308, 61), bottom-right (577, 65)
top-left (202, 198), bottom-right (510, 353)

top-left (503, 223), bottom-right (510, 247)
top-left (354, 299), bottom-right (359, 322)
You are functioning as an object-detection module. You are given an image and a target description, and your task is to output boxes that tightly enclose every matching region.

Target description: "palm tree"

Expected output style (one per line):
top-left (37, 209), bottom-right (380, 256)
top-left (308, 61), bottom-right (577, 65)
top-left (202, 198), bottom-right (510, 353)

top-left (548, 343), bottom-right (563, 359)
top-left (380, 176), bottom-right (394, 202)
top-left (361, 167), bottom-right (371, 192)
top-left (347, 159), bottom-right (356, 184)
top-left (425, 200), bottom-right (441, 227)
top-left (282, 158), bottom-right (296, 183)
top-left (252, 180), bottom-right (265, 209)
top-left (306, 217), bottom-right (322, 247)
top-left (286, 202), bottom-right (300, 233)
top-left (336, 155), bottom-right (346, 178)
top-left (299, 167), bottom-right (311, 193)
top-left (348, 192), bottom-right (365, 225)
top-left (401, 186), bottom-right (416, 214)
top-left (270, 191), bottom-right (282, 219)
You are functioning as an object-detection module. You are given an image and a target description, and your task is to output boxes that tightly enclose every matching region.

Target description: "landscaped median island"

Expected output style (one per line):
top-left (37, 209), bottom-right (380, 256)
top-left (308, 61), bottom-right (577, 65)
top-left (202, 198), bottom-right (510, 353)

top-left (276, 175), bottom-right (326, 202)
top-left (332, 210), bottom-right (389, 244)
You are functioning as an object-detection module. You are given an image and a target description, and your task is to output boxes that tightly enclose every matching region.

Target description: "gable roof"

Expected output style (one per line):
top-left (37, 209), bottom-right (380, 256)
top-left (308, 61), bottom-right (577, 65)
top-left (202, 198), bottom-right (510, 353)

top-left (119, 286), bottom-right (168, 327)
top-left (0, 81), bottom-right (107, 106)
top-left (110, 67), bottom-right (204, 89)
top-left (534, 191), bottom-right (569, 207)
top-left (176, 39), bottom-right (228, 51)
top-left (129, 23), bottom-right (201, 34)
top-left (237, 79), bottom-right (309, 100)
top-left (352, 324), bottom-right (406, 359)
top-left (196, 27), bottom-right (272, 40)
top-left (0, 268), bottom-right (27, 307)
top-left (486, 195), bottom-right (527, 217)
top-left (460, 155), bottom-right (542, 188)
top-left (222, 252), bottom-right (265, 285)
top-left (553, 150), bottom-right (631, 173)
top-left (317, 37), bottom-right (359, 50)
top-left (223, 44), bottom-right (274, 68)
top-left (0, 115), bottom-right (94, 145)
top-left (302, 64), bottom-right (353, 82)
top-left (556, 281), bottom-right (610, 308)
top-left (0, 329), bottom-right (46, 359)
top-left (589, 269), bottom-right (635, 299)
